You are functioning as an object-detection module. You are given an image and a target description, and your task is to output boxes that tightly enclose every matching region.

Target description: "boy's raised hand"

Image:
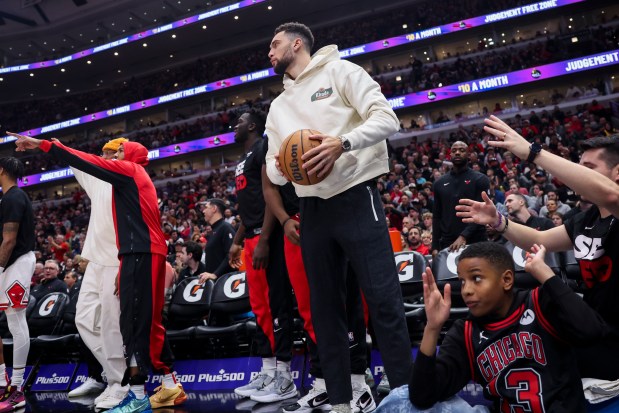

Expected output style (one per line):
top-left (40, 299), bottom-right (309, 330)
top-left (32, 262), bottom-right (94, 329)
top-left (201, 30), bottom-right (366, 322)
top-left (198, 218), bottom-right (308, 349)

top-left (524, 244), bottom-right (555, 284)
top-left (423, 267), bottom-right (451, 331)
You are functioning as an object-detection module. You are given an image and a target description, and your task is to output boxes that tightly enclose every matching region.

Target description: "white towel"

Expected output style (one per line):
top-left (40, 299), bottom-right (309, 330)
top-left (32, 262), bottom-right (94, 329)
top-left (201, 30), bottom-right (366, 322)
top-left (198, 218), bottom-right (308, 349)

top-left (582, 377), bottom-right (619, 404)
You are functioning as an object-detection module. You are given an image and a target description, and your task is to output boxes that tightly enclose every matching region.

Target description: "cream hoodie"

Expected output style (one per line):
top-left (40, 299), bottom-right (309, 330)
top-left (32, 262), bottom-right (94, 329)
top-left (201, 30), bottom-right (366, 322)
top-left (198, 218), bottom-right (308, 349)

top-left (265, 45), bottom-right (399, 199)
top-left (71, 167), bottom-right (120, 266)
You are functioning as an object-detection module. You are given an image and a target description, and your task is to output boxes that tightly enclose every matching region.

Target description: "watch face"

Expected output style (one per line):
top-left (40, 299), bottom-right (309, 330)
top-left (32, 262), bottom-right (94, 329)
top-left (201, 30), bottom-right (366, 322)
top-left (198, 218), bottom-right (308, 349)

top-left (342, 139), bottom-right (351, 150)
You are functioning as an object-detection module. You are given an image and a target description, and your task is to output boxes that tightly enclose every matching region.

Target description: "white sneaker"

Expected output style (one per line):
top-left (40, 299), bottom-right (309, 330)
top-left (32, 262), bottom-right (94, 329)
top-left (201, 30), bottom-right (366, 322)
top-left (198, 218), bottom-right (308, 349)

top-left (234, 369), bottom-right (275, 397)
top-left (94, 385), bottom-right (111, 405)
top-left (94, 382), bottom-right (129, 410)
top-left (283, 377), bottom-right (331, 412)
top-left (351, 382), bottom-right (376, 413)
top-left (250, 370), bottom-right (297, 403)
top-left (68, 377), bottom-right (106, 398)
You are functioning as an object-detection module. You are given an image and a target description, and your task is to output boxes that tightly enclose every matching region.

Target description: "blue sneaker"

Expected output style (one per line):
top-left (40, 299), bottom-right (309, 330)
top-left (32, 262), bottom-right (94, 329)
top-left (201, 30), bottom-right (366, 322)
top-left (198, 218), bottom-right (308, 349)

top-left (107, 390), bottom-right (152, 413)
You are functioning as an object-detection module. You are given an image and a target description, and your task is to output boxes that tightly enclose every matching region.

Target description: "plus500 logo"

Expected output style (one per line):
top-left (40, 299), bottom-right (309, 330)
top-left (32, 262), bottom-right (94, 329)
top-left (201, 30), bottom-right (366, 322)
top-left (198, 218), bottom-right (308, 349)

top-left (36, 375), bottom-right (70, 384)
top-left (198, 371), bottom-right (245, 382)
top-left (250, 371), bottom-right (299, 380)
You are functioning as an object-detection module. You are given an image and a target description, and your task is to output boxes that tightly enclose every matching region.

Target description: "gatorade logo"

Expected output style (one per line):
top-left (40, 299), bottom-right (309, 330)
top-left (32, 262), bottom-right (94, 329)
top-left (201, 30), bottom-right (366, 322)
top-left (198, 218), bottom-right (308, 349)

top-left (182, 280), bottom-right (205, 303)
top-left (512, 246), bottom-right (527, 269)
top-left (223, 273), bottom-right (246, 299)
top-left (39, 295), bottom-right (59, 316)
top-left (446, 247), bottom-right (467, 275)
top-left (394, 252), bottom-right (416, 282)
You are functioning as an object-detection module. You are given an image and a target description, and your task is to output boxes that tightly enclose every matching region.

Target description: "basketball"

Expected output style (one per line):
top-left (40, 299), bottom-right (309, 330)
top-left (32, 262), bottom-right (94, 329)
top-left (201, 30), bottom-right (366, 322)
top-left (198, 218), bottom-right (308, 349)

top-left (278, 129), bottom-right (331, 185)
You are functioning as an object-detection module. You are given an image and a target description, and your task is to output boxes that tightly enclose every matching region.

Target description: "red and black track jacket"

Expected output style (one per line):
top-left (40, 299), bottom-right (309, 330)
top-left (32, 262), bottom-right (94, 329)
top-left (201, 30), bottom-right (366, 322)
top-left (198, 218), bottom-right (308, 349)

top-left (40, 140), bottom-right (167, 257)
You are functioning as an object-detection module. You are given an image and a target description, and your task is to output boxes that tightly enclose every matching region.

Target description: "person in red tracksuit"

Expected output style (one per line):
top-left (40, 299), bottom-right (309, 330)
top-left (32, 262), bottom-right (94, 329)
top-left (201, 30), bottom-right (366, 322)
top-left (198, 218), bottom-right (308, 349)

top-left (10, 133), bottom-right (186, 413)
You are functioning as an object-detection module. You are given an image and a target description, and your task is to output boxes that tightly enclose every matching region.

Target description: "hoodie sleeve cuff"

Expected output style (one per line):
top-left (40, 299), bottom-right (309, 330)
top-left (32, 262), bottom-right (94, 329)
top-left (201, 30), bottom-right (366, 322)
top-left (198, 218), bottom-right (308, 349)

top-left (39, 140), bottom-right (52, 152)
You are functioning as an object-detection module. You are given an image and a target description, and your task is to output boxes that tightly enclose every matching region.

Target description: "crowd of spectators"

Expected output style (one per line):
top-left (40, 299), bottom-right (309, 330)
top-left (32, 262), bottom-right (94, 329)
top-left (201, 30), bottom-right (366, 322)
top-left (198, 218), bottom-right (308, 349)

top-left (25, 98), bottom-right (617, 291)
top-left (3, 0), bottom-right (608, 133)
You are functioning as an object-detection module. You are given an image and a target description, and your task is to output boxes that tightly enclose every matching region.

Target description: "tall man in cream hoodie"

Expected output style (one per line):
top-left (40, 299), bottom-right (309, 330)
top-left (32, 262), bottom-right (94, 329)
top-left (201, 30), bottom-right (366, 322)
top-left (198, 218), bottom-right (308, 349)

top-left (71, 138), bottom-right (129, 410)
top-left (265, 22), bottom-right (412, 413)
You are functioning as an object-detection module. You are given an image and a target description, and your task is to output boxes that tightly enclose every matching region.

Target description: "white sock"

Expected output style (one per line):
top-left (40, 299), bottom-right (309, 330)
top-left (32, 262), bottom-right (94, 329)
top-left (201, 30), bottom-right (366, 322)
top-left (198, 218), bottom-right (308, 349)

top-left (313, 377), bottom-right (326, 390)
top-left (351, 374), bottom-right (365, 387)
top-left (0, 364), bottom-right (6, 387)
top-left (11, 368), bottom-right (24, 389)
top-left (262, 357), bottom-right (276, 373)
top-left (276, 360), bottom-right (290, 373)
top-left (130, 384), bottom-right (145, 399)
top-left (162, 373), bottom-right (177, 388)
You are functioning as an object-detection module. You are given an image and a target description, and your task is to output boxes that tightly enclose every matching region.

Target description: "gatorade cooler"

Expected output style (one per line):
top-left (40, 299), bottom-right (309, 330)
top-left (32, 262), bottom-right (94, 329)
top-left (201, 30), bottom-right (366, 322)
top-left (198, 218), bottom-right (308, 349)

top-left (389, 229), bottom-right (403, 252)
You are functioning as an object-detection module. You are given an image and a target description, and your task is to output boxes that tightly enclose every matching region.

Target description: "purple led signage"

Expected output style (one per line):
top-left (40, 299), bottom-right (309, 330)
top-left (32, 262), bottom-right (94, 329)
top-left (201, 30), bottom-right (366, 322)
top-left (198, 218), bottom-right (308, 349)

top-left (18, 49), bottom-right (619, 188)
top-left (17, 132), bottom-right (235, 188)
top-left (338, 0), bottom-right (585, 58)
top-left (0, 0), bottom-right (267, 75)
top-left (386, 50), bottom-right (619, 110)
top-left (0, 0), bottom-right (586, 144)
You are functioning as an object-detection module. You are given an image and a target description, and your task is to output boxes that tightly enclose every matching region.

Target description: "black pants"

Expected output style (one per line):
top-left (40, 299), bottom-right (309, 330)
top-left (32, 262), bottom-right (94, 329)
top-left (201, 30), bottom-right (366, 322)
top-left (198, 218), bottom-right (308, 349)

top-left (118, 253), bottom-right (174, 385)
top-left (307, 265), bottom-right (368, 378)
top-left (300, 181), bottom-right (413, 405)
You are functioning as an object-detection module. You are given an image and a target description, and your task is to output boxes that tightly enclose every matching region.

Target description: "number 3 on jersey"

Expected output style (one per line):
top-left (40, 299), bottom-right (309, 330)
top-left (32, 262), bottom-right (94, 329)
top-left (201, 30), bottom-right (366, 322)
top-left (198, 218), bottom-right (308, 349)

top-left (488, 368), bottom-right (545, 413)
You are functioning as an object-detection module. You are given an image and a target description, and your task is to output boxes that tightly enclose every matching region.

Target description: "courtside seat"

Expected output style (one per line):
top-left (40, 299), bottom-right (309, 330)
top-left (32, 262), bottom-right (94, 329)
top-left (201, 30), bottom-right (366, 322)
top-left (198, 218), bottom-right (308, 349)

top-left (194, 271), bottom-right (253, 357)
top-left (28, 292), bottom-right (80, 359)
top-left (27, 292), bottom-right (70, 337)
top-left (502, 241), bottom-right (561, 289)
top-left (60, 292), bottom-right (78, 334)
top-left (166, 277), bottom-right (213, 341)
top-left (396, 250), bottom-right (429, 299)
top-left (429, 247), bottom-right (470, 320)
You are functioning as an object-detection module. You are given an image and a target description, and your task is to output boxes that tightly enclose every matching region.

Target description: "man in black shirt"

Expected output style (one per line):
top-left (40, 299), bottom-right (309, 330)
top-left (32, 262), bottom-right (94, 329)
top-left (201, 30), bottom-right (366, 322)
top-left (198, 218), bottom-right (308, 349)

top-left (196, 199), bottom-right (234, 283)
top-left (432, 141), bottom-right (489, 254)
top-left (505, 193), bottom-right (554, 231)
top-left (230, 109), bottom-right (295, 403)
top-left (0, 157), bottom-right (36, 409)
top-left (31, 260), bottom-right (69, 301)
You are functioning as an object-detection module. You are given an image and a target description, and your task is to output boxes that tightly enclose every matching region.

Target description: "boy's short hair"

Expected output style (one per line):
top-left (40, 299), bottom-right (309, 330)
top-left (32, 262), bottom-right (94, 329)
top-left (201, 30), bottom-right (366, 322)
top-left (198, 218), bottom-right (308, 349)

top-left (458, 242), bottom-right (515, 274)
top-left (183, 241), bottom-right (203, 262)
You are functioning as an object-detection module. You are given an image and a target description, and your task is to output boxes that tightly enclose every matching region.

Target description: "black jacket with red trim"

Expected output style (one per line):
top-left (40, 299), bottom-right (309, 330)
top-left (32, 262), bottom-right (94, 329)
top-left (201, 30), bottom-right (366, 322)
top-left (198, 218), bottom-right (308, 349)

top-left (409, 277), bottom-right (611, 412)
top-left (40, 140), bottom-right (167, 257)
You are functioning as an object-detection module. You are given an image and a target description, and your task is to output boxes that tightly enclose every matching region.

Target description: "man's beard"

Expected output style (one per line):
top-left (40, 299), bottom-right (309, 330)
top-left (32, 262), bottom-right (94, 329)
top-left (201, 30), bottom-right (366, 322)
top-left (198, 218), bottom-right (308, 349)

top-left (273, 47), bottom-right (294, 75)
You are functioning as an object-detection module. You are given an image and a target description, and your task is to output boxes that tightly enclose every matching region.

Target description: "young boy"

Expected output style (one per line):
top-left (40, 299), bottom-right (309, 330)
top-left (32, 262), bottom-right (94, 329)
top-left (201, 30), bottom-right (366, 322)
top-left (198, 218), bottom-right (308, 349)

top-left (377, 242), bottom-right (612, 413)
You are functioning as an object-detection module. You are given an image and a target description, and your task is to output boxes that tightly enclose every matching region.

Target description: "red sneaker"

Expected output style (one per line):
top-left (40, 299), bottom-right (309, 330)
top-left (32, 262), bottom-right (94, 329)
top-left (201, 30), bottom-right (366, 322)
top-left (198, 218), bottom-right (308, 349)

top-left (0, 386), bottom-right (25, 412)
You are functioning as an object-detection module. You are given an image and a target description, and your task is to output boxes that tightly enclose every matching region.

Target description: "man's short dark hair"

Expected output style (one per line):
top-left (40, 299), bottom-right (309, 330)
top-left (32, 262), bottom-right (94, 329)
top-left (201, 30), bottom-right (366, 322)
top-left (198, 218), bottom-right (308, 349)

top-left (183, 241), bottom-right (203, 262)
top-left (207, 198), bottom-right (226, 215)
top-left (274, 22), bottom-right (314, 52)
top-left (458, 242), bottom-right (515, 274)
top-left (581, 135), bottom-right (619, 169)
top-left (246, 108), bottom-right (267, 136)
top-left (0, 157), bottom-right (25, 180)
top-left (509, 192), bottom-right (527, 206)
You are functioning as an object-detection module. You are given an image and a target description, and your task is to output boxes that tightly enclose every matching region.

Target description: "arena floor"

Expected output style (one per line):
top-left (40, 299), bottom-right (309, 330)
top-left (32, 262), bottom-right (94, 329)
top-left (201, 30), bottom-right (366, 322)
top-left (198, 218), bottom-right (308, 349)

top-left (19, 388), bottom-right (619, 412)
